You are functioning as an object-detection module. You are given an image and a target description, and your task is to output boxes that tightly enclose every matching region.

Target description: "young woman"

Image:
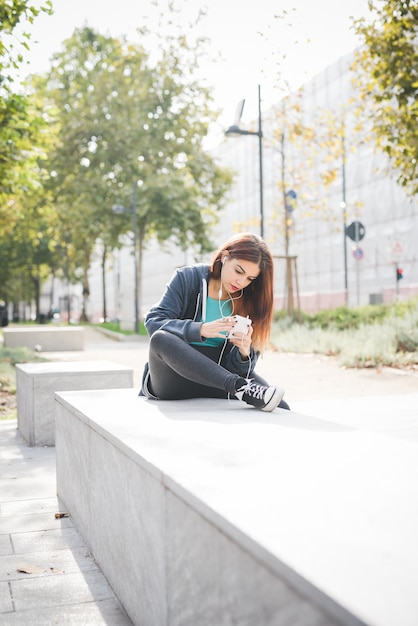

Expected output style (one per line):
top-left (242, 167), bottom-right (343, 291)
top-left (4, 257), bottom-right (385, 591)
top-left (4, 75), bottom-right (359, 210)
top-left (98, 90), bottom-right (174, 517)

top-left (140, 232), bottom-right (288, 412)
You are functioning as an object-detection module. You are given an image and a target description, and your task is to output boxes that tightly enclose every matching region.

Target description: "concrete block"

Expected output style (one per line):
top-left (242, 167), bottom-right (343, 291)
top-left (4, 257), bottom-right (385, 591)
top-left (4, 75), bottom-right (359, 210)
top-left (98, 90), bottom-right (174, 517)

top-left (54, 390), bottom-right (418, 626)
top-left (3, 326), bottom-right (84, 351)
top-left (165, 491), bottom-right (335, 626)
top-left (90, 432), bottom-right (166, 625)
top-left (16, 361), bottom-right (134, 446)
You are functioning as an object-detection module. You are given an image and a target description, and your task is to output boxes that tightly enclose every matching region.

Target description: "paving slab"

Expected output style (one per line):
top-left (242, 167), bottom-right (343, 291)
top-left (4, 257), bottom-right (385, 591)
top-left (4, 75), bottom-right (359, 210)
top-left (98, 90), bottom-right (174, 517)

top-left (0, 546), bottom-right (99, 582)
top-left (0, 421), bottom-right (132, 625)
top-left (0, 511), bottom-right (73, 534)
top-left (11, 570), bottom-right (115, 611)
top-left (0, 598), bottom-right (135, 626)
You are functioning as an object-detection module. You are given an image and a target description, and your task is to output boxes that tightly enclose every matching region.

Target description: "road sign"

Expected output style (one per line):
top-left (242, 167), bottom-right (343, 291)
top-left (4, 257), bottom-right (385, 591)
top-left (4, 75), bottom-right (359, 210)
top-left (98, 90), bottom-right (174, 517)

top-left (346, 221), bottom-right (366, 242)
top-left (392, 240), bottom-right (404, 263)
top-left (352, 247), bottom-right (364, 260)
top-left (285, 189), bottom-right (297, 213)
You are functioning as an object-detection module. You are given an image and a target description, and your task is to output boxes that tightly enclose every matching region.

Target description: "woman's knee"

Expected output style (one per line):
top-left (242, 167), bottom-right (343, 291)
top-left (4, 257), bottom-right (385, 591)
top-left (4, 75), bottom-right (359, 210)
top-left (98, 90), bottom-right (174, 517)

top-left (149, 329), bottom-right (175, 352)
top-left (150, 329), bottom-right (167, 344)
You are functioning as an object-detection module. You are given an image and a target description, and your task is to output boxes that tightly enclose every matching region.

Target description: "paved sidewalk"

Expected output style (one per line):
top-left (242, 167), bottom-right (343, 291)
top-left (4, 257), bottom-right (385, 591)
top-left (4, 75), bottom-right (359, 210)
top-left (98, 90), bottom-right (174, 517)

top-left (1, 326), bottom-right (417, 624)
top-left (0, 420), bottom-right (132, 625)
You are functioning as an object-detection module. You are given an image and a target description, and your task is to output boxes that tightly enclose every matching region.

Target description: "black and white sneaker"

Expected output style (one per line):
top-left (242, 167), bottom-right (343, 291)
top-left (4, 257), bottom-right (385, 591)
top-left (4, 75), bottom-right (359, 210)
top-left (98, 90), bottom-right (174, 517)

top-left (234, 378), bottom-right (285, 412)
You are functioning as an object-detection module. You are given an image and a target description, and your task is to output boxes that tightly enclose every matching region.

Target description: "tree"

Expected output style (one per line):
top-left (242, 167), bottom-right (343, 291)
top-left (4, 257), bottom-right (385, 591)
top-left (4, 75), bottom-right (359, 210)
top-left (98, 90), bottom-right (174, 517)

top-left (267, 92), bottom-right (345, 316)
top-left (0, 191), bottom-right (61, 321)
top-left (352, 0), bottom-right (418, 195)
top-left (0, 1), bottom-right (55, 315)
top-left (0, 84), bottom-right (60, 321)
top-left (34, 21), bottom-right (232, 323)
top-left (0, 1), bottom-right (52, 203)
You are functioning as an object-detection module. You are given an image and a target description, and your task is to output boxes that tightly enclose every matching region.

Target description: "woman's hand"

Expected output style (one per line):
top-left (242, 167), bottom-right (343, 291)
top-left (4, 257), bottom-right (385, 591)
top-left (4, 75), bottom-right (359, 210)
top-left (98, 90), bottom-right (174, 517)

top-left (201, 317), bottom-right (253, 358)
top-left (200, 317), bottom-right (236, 339)
top-left (228, 324), bottom-right (253, 359)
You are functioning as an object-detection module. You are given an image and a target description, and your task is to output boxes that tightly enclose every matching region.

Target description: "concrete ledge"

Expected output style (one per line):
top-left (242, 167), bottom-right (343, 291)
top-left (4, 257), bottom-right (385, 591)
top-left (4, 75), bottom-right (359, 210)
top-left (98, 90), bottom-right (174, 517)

top-left (3, 326), bottom-right (84, 351)
top-left (54, 389), bottom-right (418, 626)
top-left (16, 361), bottom-right (134, 446)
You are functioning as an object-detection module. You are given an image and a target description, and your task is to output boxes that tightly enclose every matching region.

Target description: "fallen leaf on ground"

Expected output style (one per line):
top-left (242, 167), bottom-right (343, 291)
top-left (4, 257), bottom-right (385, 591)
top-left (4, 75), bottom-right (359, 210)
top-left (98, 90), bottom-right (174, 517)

top-left (17, 563), bottom-right (44, 574)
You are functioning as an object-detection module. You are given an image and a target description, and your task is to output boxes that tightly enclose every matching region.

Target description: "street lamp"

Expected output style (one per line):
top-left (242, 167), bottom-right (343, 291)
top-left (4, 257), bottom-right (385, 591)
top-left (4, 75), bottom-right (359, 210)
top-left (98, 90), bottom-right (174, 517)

top-left (225, 84), bottom-right (264, 239)
top-left (112, 180), bottom-right (139, 334)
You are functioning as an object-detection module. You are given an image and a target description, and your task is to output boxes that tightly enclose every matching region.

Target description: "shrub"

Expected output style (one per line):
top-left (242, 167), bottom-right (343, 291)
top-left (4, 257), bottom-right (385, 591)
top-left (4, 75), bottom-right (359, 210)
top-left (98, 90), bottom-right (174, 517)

top-left (271, 297), bottom-right (418, 368)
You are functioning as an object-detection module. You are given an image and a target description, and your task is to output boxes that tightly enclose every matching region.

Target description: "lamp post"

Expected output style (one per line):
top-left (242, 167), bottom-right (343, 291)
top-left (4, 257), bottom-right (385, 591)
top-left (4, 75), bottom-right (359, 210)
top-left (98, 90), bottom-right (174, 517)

top-left (225, 84), bottom-right (264, 239)
top-left (112, 180), bottom-right (139, 334)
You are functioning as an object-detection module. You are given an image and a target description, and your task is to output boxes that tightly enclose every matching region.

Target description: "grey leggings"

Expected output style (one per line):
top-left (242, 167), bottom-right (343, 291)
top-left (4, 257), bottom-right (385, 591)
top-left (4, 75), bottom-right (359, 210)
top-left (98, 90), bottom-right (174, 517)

top-left (147, 329), bottom-right (290, 410)
top-left (148, 330), bottom-right (241, 399)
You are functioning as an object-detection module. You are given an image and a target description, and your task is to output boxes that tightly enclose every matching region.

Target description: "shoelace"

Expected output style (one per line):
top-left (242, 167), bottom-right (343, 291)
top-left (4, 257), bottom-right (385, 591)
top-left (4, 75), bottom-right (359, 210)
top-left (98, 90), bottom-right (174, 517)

top-left (240, 379), bottom-right (265, 399)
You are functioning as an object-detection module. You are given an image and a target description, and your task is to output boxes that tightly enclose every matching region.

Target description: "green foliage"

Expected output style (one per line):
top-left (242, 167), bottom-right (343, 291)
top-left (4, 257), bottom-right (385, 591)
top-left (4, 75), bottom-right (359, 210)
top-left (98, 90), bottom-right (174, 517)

top-left (352, 0), bottom-right (418, 195)
top-left (96, 321), bottom-right (147, 336)
top-left (271, 297), bottom-right (418, 368)
top-left (0, 1), bottom-right (56, 315)
top-left (339, 307), bottom-right (418, 368)
top-left (2, 3), bottom-right (233, 321)
top-left (274, 297), bottom-right (418, 331)
top-left (304, 304), bottom-right (390, 331)
top-left (0, 1), bottom-right (53, 78)
top-left (0, 145), bottom-right (61, 312)
top-left (0, 345), bottom-right (46, 367)
top-left (0, 344), bottom-right (47, 419)
top-left (31, 18), bottom-right (233, 320)
top-left (0, 0), bottom-right (53, 199)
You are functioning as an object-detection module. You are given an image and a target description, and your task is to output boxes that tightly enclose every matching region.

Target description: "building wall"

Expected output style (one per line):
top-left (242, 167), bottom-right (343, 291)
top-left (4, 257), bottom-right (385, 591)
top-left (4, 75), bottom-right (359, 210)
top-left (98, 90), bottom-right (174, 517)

top-left (290, 53), bottom-right (418, 310)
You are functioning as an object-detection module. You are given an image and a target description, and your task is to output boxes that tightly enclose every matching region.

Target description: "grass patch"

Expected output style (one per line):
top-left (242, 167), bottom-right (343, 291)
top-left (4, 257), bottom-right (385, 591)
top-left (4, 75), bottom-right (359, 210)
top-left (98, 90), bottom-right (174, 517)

top-left (96, 320), bottom-right (147, 336)
top-left (0, 346), bottom-right (47, 420)
top-left (0, 360), bottom-right (16, 392)
top-left (271, 297), bottom-right (418, 369)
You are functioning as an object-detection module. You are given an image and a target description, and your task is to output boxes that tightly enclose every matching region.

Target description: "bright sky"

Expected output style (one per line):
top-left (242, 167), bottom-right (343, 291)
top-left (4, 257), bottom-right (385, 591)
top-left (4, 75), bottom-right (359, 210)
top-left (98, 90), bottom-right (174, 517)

top-left (19, 0), bottom-right (370, 138)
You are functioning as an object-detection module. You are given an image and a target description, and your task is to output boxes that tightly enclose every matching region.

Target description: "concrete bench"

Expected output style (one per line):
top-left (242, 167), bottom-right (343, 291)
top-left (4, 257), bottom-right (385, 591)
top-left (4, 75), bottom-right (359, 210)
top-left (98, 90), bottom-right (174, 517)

top-left (3, 325), bottom-right (84, 351)
top-left (3, 325), bottom-right (84, 352)
top-left (54, 389), bottom-right (418, 626)
top-left (16, 361), bottom-right (134, 446)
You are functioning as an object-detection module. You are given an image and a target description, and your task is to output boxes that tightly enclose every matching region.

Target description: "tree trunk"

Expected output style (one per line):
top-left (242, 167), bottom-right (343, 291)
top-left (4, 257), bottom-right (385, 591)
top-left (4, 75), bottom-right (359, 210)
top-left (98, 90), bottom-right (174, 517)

top-left (101, 245), bottom-right (107, 322)
top-left (49, 272), bottom-right (55, 311)
top-left (31, 271), bottom-right (41, 322)
top-left (137, 221), bottom-right (146, 325)
top-left (80, 251), bottom-right (91, 322)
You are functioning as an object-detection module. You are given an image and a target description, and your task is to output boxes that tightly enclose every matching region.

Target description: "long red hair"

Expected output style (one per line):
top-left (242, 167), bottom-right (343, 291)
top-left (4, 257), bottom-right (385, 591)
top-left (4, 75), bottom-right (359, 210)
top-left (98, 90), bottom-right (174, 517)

top-left (210, 233), bottom-right (274, 351)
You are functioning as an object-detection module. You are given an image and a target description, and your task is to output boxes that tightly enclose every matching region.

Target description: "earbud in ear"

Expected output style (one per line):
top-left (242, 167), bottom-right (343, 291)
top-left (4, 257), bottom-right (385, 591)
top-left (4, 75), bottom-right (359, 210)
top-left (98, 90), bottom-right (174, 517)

top-left (222, 257), bottom-right (226, 265)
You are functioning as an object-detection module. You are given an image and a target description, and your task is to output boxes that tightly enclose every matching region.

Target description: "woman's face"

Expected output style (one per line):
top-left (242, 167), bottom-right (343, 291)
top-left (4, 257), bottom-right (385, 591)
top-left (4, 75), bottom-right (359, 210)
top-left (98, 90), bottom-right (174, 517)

top-left (221, 257), bottom-right (260, 294)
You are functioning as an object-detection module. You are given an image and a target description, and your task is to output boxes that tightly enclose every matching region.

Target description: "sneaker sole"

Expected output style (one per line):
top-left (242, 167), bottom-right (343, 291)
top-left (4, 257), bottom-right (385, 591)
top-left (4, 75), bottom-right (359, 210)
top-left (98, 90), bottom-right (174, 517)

top-left (261, 386), bottom-right (285, 412)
